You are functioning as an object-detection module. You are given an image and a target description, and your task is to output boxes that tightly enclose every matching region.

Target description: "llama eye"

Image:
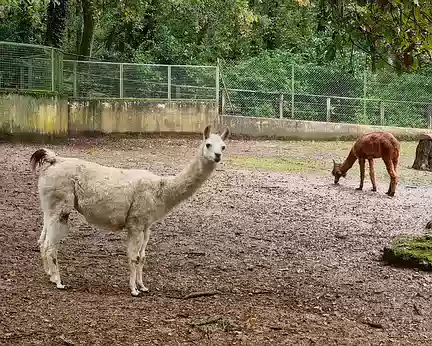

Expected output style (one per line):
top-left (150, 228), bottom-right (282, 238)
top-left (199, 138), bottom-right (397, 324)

top-left (206, 143), bottom-right (211, 149)
top-left (221, 146), bottom-right (225, 151)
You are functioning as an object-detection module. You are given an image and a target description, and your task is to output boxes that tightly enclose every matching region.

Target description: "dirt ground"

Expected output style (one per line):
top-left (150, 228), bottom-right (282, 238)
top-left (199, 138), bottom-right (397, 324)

top-left (1, 136), bottom-right (432, 346)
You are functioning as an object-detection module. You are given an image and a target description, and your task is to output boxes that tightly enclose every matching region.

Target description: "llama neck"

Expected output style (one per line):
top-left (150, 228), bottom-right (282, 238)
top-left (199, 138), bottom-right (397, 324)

top-left (340, 149), bottom-right (357, 173)
top-left (162, 153), bottom-right (216, 213)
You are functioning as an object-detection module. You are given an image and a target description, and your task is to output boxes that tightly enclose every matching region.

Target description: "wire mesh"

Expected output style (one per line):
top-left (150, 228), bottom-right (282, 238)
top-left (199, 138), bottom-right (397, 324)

top-left (123, 64), bottom-right (168, 99)
top-left (1, 41), bottom-right (431, 129)
top-left (170, 66), bottom-right (217, 101)
top-left (63, 60), bottom-right (120, 98)
top-left (221, 59), bottom-right (432, 129)
top-left (62, 60), bottom-right (217, 100)
top-left (0, 41), bottom-right (62, 92)
top-left (366, 70), bottom-right (432, 103)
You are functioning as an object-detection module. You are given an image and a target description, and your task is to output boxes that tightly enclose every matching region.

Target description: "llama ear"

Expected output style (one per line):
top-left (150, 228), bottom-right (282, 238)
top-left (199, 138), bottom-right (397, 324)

top-left (221, 127), bottom-right (230, 141)
top-left (203, 125), bottom-right (211, 139)
top-left (332, 159), bottom-right (336, 166)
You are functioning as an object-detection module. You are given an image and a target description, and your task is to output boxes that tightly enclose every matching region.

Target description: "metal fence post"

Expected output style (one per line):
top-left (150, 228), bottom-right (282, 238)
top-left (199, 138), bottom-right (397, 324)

top-left (291, 64), bottom-right (295, 118)
top-left (221, 91), bottom-right (225, 114)
top-left (119, 63), bottom-right (124, 98)
top-left (216, 59), bottom-right (220, 113)
top-left (167, 65), bottom-right (172, 103)
top-left (279, 94), bottom-right (284, 118)
top-left (28, 58), bottom-right (33, 89)
top-left (380, 101), bottom-right (385, 126)
top-left (73, 61), bottom-right (77, 98)
top-left (51, 48), bottom-right (55, 92)
top-left (59, 51), bottom-right (64, 93)
top-left (326, 97), bottom-right (331, 122)
top-left (363, 70), bottom-right (367, 120)
top-left (20, 66), bottom-right (24, 89)
top-left (428, 104), bottom-right (432, 129)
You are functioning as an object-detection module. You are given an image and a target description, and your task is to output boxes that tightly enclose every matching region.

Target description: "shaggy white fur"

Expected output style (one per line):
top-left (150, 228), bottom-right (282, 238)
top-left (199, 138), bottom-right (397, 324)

top-left (30, 125), bottom-right (230, 296)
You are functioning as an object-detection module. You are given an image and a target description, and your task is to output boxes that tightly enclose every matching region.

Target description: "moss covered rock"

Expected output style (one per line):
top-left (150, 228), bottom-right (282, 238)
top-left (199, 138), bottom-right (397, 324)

top-left (382, 232), bottom-right (432, 271)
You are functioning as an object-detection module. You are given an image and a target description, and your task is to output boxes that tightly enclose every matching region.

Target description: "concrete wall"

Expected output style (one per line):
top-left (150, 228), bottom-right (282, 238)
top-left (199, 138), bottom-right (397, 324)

top-left (0, 92), bottom-right (68, 137)
top-left (68, 100), bottom-right (218, 135)
top-left (0, 92), bottom-right (429, 141)
top-left (219, 115), bottom-right (429, 141)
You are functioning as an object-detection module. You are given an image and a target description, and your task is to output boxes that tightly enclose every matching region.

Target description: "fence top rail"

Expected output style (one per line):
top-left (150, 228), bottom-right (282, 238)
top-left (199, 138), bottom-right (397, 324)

top-left (225, 88), bottom-right (432, 105)
top-left (69, 96), bottom-right (216, 102)
top-left (0, 40), bottom-right (58, 51)
top-left (63, 59), bottom-right (215, 69)
top-left (299, 93), bottom-right (432, 104)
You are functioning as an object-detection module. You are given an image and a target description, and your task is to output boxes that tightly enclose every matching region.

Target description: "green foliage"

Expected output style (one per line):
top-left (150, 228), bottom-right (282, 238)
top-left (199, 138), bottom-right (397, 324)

top-left (0, 0), bottom-right (47, 43)
top-left (318, 0), bottom-right (432, 72)
top-left (2, 0), bottom-right (431, 73)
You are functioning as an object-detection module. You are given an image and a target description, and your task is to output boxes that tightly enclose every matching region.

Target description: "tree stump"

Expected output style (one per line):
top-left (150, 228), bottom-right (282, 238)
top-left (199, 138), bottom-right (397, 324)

top-left (412, 134), bottom-right (432, 171)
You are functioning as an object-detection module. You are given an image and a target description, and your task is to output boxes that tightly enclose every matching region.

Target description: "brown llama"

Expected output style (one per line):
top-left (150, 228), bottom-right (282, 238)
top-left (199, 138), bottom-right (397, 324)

top-left (331, 131), bottom-right (400, 196)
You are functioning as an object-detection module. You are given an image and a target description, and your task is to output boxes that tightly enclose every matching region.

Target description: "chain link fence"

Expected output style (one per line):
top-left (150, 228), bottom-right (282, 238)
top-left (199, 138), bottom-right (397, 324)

top-left (0, 41), bottom-right (217, 101)
top-left (1, 41), bottom-right (432, 129)
top-left (220, 60), bottom-right (432, 129)
top-left (62, 60), bottom-right (218, 100)
top-left (0, 41), bottom-right (63, 92)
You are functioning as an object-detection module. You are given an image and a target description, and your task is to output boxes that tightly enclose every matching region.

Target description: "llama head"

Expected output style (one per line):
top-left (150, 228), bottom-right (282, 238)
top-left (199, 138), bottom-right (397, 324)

top-left (201, 125), bottom-right (230, 163)
top-left (331, 159), bottom-right (346, 184)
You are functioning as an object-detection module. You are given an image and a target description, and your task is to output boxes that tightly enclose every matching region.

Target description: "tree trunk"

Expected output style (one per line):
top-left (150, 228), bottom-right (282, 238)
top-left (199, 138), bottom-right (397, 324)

top-left (45, 0), bottom-right (68, 48)
top-left (79, 0), bottom-right (95, 60)
top-left (412, 137), bottom-right (432, 171)
top-left (75, 2), bottom-right (82, 55)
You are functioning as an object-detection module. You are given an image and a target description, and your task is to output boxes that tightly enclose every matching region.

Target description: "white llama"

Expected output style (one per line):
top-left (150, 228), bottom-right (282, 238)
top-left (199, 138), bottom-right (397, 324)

top-left (30, 125), bottom-right (230, 296)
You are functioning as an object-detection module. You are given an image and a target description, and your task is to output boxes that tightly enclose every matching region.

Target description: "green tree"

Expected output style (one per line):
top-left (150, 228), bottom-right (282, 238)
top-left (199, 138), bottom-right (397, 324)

top-left (45, 0), bottom-right (68, 48)
top-left (311, 0), bottom-right (432, 71)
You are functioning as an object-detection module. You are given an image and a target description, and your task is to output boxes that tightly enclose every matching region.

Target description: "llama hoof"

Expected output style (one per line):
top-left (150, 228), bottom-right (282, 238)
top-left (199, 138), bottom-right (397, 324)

top-left (56, 283), bottom-right (66, 289)
top-left (131, 288), bottom-right (141, 297)
top-left (138, 286), bottom-right (149, 293)
top-left (355, 187), bottom-right (363, 191)
top-left (371, 188), bottom-right (377, 192)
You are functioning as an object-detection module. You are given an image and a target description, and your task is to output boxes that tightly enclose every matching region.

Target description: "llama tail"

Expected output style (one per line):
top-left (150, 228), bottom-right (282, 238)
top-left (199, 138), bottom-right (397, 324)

top-left (30, 148), bottom-right (58, 171)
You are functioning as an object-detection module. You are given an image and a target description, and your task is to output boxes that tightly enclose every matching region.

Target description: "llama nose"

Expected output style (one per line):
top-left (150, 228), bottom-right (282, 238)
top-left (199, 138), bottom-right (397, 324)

top-left (214, 153), bottom-right (221, 162)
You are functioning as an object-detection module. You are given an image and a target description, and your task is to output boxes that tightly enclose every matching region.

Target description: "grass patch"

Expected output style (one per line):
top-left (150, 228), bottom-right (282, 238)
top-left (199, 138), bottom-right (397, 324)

top-left (229, 156), bottom-right (322, 172)
top-left (227, 140), bottom-right (432, 185)
top-left (382, 232), bottom-right (432, 271)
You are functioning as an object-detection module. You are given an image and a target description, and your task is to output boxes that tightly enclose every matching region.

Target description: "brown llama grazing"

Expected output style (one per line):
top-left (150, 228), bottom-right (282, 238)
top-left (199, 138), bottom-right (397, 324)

top-left (331, 131), bottom-right (400, 196)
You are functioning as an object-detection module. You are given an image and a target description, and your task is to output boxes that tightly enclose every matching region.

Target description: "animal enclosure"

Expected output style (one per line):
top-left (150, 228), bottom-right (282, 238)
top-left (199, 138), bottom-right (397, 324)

top-left (1, 137), bottom-right (432, 345)
top-left (3, 40), bottom-right (432, 130)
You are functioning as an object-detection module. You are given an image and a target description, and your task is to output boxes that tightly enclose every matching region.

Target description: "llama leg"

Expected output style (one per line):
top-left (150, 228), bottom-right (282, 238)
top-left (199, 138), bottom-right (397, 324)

top-left (383, 158), bottom-right (397, 196)
top-left (136, 227), bottom-right (151, 292)
top-left (368, 159), bottom-right (377, 192)
top-left (356, 158), bottom-right (365, 190)
top-left (44, 212), bottom-right (70, 289)
top-left (126, 228), bottom-right (144, 297)
top-left (393, 155), bottom-right (399, 172)
top-left (391, 155), bottom-right (399, 195)
top-left (38, 213), bottom-right (49, 274)
top-left (391, 156), bottom-right (399, 194)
